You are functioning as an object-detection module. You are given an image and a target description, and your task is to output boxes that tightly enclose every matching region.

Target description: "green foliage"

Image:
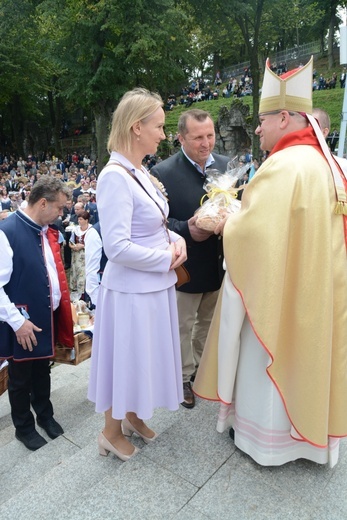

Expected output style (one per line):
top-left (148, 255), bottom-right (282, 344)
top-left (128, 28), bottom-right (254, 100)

top-left (269, 1), bottom-right (324, 49)
top-left (163, 87), bottom-right (344, 142)
top-left (0, 0), bottom-right (346, 156)
top-left (36, 0), bottom-right (195, 107)
top-left (0, 0), bottom-right (50, 108)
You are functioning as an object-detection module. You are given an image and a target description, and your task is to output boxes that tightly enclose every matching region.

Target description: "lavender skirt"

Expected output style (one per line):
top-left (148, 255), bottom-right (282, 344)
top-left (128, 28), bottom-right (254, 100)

top-left (87, 285), bottom-right (183, 420)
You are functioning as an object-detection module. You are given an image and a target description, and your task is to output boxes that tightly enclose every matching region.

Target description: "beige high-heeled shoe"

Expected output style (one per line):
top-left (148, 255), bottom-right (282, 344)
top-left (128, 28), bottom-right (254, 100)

top-left (122, 417), bottom-right (158, 444)
top-left (97, 432), bottom-right (139, 462)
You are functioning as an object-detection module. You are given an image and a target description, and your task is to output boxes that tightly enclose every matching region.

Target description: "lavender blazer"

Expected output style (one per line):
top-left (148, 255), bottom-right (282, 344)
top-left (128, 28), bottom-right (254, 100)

top-left (96, 152), bottom-right (181, 293)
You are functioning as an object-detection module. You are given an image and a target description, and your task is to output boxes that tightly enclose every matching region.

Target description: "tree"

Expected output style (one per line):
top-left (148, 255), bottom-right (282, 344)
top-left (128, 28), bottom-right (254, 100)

top-left (37, 0), bottom-right (195, 167)
top-left (314, 0), bottom-right (347, 68)
top-left (0, 0), bottom-right (52, 156)
top-left (187, 0), bottom-right (268, 160)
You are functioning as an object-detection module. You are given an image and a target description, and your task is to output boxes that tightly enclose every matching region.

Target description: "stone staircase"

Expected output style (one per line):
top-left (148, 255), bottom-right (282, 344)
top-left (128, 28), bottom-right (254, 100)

top-left (1, 360), bottom-right (347, 520)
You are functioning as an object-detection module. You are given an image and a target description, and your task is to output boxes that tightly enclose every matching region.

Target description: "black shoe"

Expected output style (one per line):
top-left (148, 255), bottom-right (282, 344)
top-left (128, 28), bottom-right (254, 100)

top-left (181, 382), bottom-right (195, 409)
top-left (37, 417), bottom-right (64, 439)
top-left (229, 427), bottom-right (235, 440)
top-left (15, 430), bottom-right (48, 451)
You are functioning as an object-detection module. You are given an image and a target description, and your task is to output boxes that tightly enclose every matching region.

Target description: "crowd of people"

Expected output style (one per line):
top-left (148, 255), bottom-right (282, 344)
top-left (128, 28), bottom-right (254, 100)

top-left (167, 59), bottom-right (347, 112)
top-left (0, 148), bottom-right (173, 312)
top-left (0, 56), bottom-right (346, 475)
top-left (175, 67), bottom-right (254, 108)
top-left (313, 71), bottom-right (338, 90)
top-left (0, 153), bottom-right (96, 211)
top-left (310, 66), bottom-right (347, 91)
top-left (0, 153), bottom-right (101, 304)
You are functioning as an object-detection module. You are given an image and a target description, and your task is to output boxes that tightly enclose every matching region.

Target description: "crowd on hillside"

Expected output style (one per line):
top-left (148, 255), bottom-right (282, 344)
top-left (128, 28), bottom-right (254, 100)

top-left (315, 67), bottom-right (347, 90)
top-left (1, 55), bottom-right (344, 219)
top-left (165, 67), bottom-right (254, 110)
top-left (166, 61), bottom-right (347, 114)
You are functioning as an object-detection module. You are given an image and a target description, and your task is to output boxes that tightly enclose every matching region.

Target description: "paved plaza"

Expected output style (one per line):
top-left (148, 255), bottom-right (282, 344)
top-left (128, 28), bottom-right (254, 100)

top-left (1, 359), bottom-right (347, 520)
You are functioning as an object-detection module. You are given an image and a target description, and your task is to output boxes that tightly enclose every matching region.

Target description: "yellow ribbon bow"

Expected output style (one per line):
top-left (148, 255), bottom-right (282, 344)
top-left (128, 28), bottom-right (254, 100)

top-left (200, 186), bottom-right (238, 207)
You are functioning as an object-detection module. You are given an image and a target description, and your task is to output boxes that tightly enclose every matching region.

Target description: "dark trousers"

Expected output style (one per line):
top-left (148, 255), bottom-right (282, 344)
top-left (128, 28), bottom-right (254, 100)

top-left (7, 359), bottom-right (53, 435)
top-left (64, 231), bottom-right (72, 268)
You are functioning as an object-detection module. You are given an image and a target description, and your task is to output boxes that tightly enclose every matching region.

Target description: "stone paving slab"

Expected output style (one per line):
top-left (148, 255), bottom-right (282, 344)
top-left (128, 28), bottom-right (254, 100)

top-left (1, 360), bottom-right (347, 520)
top-left (55, 455), bottom-right (198, 520)
top-left (171, 504), bottom-right (211, 519)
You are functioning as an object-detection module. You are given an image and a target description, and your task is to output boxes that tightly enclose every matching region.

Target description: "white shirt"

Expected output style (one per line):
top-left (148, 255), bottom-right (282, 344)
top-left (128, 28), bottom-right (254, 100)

top-left (84, 227), bottom-right (103, 305)
top-left (181, 147), bottom-right (215, 176)
top-left (0, 212), bottom-right (61, 332)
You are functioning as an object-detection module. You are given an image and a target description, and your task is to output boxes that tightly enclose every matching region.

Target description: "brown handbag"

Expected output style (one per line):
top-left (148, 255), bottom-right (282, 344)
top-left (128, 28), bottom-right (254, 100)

top-left (175, 264), bottom-right (190, 288)
top-left (109, 161), bottom-right (190, 288)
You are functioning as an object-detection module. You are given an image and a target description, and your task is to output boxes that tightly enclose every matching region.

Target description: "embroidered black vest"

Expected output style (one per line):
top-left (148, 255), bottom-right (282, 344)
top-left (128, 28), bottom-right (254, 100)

top-left (0, 212), bottom-right (55, 360)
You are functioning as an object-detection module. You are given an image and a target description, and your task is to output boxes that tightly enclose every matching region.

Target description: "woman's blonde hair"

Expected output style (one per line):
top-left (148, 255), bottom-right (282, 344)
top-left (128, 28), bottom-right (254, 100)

top-left (107, 88), bottom-right (163, 153)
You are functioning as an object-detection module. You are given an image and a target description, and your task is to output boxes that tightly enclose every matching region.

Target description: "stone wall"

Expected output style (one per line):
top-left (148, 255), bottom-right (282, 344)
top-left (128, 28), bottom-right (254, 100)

top-left (214, 99), bottom-right (253, 159)
top-left (165, 99), bottom-right (254, 160)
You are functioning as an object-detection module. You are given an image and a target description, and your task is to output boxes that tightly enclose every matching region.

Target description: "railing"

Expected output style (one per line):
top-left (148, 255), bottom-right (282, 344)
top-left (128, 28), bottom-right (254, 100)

top-left (221, 40), bottom-right (321, 80)
top-left (271, 40), bottom-right (321, 64)
top-left (59, 134), bottom-right (94, 153)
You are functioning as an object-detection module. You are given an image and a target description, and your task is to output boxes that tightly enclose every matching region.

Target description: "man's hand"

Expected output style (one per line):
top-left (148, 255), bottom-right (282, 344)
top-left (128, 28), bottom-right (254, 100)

top-left (15, 320), bottom-right (42, 352)
top-left (214, 214), bottom-right (230, 236)
top-left (188, 215), bottom-right (214, 242)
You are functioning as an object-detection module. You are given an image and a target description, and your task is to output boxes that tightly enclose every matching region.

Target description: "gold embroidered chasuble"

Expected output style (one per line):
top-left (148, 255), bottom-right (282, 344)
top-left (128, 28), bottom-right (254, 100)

top-left (194, 127), bottom-right (347, 448)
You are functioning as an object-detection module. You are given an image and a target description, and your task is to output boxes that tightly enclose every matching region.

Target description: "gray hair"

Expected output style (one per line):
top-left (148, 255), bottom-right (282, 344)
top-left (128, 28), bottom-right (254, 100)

top-left (28, 175), bottom-right (71, 206)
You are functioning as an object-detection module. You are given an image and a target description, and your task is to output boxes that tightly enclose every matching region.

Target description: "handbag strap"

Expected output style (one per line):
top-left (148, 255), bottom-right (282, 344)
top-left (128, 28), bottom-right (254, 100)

top-left (107, 161), bottom-right (171, 243)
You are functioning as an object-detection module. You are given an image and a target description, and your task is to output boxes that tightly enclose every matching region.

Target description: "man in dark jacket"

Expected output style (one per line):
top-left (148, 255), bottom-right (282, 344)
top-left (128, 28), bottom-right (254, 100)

top-left (0, 176), bottom-right (74, 451)
top-left (152, 109), bottom-right (229, 408)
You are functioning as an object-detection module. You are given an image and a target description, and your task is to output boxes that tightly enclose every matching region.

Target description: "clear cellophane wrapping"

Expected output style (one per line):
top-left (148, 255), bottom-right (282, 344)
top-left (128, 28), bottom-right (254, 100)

top-left (195, 159), bottom-right (250, 231)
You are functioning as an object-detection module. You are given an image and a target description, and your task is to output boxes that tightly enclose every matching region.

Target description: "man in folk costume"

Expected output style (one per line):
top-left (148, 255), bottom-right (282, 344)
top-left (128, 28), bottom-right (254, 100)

top-left (0, 176), bottom-right (74, 451)
top-left (193, 57), bottom-right (347, 467)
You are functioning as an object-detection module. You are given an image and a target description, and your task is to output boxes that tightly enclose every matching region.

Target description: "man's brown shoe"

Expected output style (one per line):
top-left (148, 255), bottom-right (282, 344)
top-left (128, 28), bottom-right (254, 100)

top-left (181, 382), bottom-right (195, 409)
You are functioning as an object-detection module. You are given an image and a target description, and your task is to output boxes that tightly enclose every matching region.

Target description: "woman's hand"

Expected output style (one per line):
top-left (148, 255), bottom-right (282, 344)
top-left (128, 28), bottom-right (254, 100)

top-left (168, 237), bottom-right (187, 269)
top-left (70, 243), bottom-right (84, 251)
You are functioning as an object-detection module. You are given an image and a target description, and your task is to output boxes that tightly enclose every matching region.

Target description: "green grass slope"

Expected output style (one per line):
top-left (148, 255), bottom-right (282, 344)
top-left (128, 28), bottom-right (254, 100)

top-left (164, 89), bottom-right (345, 138)
top-left (164, 54), bottom-right (346, 138)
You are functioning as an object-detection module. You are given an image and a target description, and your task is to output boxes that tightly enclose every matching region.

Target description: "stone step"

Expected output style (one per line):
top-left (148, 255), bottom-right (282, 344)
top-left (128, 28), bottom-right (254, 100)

top-left (0, 361), bottom-right (99, 495)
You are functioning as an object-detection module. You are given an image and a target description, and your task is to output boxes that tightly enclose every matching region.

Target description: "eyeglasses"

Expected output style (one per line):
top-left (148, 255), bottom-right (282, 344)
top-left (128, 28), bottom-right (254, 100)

top-left (257, 110), bottom-right (282, 126)
top-left (257, 110), bottom-right (302, 127)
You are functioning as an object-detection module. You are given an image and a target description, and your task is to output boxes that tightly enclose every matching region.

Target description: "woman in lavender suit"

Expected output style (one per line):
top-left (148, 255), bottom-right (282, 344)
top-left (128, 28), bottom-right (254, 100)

top-left (88, 88), bottom-right (187, 462)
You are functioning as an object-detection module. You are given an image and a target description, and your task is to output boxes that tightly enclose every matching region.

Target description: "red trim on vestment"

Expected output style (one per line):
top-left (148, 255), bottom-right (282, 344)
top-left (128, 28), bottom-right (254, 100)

top-left (231, 280), bottom-right (340, 449)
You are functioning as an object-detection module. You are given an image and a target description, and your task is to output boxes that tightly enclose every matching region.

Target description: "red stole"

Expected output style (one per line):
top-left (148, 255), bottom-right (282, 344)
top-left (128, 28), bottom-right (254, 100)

top-left (46, 227), bottom-right (74, 347)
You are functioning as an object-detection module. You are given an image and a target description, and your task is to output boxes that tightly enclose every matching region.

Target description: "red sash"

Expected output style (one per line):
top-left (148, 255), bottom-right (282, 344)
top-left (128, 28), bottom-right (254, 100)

top-left (47, 227), bottom-right (74, 347)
